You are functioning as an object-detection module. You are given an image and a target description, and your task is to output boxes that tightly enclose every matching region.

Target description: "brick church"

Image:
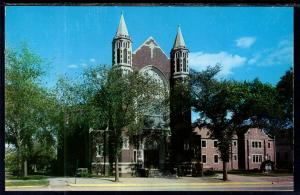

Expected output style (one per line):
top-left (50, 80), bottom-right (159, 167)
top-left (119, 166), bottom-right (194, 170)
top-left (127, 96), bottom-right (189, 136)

top-left (91, 14), bottom-right (276, 176)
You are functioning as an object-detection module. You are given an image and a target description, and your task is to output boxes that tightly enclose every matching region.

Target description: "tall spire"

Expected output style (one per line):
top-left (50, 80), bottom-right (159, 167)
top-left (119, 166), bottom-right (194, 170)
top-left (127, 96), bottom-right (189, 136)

top-left (115, 13), bottom-right (129, 37)
top-left (173, 26), bottom-right (186, 49)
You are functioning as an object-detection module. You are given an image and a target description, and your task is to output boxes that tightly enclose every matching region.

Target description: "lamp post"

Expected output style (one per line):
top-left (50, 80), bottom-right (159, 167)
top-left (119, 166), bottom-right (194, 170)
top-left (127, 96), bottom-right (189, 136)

top-left (89, 127), bottom-right (109, 176)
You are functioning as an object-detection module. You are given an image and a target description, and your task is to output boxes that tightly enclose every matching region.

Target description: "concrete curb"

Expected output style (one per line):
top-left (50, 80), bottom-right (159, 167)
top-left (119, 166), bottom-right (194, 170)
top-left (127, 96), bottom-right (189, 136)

top-left (68, 181), bottom-right (273, 187)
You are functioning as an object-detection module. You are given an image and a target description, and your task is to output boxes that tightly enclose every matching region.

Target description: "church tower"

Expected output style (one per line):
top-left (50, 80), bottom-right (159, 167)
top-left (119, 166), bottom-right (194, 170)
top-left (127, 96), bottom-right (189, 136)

top-left (170, 26), bottom-right (189, 80)
top-left (112, 14), bottom-right (133, 73)
top-left (170, 26), bottom-right (193, 164)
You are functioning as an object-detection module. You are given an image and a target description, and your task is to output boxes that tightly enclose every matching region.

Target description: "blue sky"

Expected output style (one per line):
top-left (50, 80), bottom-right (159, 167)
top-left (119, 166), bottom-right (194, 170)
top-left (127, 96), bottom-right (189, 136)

top-left (6, 6), bottom-right (293, 121)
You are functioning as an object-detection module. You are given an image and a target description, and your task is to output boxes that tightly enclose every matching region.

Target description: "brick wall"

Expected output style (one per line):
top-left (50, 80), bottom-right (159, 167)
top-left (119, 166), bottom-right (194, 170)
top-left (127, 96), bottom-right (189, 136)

top-left (194, 127), bottom-right (239, 170)
top-left (244, 128), bottom-right (275, 170)
top-left (132, 37), bottom-right (170, 80)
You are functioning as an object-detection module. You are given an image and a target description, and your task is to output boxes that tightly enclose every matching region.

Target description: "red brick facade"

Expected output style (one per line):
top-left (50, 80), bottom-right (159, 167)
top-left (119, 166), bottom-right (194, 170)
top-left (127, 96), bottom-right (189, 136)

top-left (194, 127), bottom-right (239, 170)
top-left (243, 128), bottom-right (276, 170)
top-left (132, 37), bottom-right (170, 80)
top-left (193, 127), bottom-right (275, 171)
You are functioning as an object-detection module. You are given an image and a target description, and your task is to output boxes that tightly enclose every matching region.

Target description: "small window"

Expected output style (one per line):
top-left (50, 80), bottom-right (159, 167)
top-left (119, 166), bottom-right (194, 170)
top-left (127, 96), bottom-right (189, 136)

top-left (214, 140), bottom-right (218, 148)
top-left (137, 150), bottom-right (143, 160)
top-left (234, 155), bottom-right (237, 161)
top-left (97, 144), bottom-right (103, 157)
top-left (123, 137), bottom-right (129, 150)
top-left (214, 155), bottom-right (219, 163)
top-left (133, 150), bottom-right (137, 163)
top-left (201, 140), bottom-right (206, 148)
top-left (233, 141), bottom-right (237, 147)
top-left (268, 142), bottom-right (271, 148)
top-left (202, 155), bottom-right (207, 164)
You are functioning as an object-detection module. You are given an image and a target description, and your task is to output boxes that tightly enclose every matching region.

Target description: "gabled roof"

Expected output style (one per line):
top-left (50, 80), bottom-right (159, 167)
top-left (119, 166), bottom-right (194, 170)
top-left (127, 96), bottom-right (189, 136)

top-left (115, 13), bottom-right (129, 37)
top-left (173, 26), bottom-right (186, 49)
top-left (133, 36), bottom-right (169, 59)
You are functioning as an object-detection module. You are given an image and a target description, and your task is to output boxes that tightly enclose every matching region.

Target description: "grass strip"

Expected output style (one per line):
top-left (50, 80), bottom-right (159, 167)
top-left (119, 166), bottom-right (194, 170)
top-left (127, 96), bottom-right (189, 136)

top-left (5, 179), bottom-right (49, 187)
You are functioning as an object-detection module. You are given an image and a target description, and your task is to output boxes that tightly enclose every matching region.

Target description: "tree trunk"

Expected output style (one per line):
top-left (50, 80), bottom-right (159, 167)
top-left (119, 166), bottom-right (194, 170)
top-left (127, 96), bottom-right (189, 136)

top-left (18, 160), bottom-right (22, 178)
top-left (223, 161), bottom-right (228, 181)
top-left (24, 160), bottom-right (28, 177)
top-left (115, 153), bottom-right (119, 182)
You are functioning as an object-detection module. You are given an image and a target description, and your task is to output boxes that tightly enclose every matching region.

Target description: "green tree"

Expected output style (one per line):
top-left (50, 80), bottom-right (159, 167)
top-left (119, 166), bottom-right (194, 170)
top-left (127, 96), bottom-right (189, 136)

top-left (90, 67), bottom-right (165, 182)
top-left (275, 68), bottom-right (293, 138)
top-left (5, 45), bottom-right (57, 177)
top-left (54, 66), bottom-right (165, 181)
top-left (191, 65), bottom-right (237, 180)
top-left (191, 65), bottom-right (282, 180)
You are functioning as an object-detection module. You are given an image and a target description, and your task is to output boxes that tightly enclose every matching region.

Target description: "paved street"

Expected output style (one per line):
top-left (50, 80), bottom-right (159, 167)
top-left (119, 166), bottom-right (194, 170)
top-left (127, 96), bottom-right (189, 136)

top-left (6, 174), bottom-right (293, 191)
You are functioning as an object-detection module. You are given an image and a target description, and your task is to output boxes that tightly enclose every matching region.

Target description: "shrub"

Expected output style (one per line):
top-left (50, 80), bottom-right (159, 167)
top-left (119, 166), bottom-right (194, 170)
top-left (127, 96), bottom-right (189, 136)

top-left (203, 169), bottom-right (216, 176)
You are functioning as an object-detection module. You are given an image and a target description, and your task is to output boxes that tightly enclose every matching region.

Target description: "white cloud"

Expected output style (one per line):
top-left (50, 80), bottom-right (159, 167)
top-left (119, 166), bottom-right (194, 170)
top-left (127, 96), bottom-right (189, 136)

top-left (248, 39), bottom-right (293, 66)
top-left (80, 63), bottom-right (88, 67)
top-left (89, 58), bottom-right (96, 63)
top-left (236, 37), bottom-right (256, 48)
top-left (189, 51), bottom-right (247, 76)
top-left (68, 64), bottom-right (78, 69)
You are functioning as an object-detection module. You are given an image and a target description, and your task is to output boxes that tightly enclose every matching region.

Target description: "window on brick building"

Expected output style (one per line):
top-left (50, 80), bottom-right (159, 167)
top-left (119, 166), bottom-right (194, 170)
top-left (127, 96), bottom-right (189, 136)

top-left (96, 144), bottom-right (103, 157)
top-left (122, 137), bottom-right (129, 150)
top-left (214, 155), bottom-right (219, 163)
top-left (268, 142), bottom-right (271, 148)
top-left (214, 140), bottom-right (218, 148)
top-left (133, 150), bottom-right (137, 163)
top-left (233, 141), bottom-right (237, 147)
top-left (202, 155), bottom-right (207, 163)
top-left (234, 155), bottom-right (237, 161)
top-left (201, 140), bottom-right (206, 148)
top-left (252, 141), bottom-right (262, 148)
top-left (252, 154), bottom-right (263, 163)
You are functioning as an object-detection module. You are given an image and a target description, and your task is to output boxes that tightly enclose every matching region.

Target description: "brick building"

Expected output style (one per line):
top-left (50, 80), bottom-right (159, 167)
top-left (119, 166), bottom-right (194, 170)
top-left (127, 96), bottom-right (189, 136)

top-left (194, 127), bottom-right (239, 171)
top-left (193, 127), bottom-right (276, 171)
top-left (91, 14), bottom-right (191, 176)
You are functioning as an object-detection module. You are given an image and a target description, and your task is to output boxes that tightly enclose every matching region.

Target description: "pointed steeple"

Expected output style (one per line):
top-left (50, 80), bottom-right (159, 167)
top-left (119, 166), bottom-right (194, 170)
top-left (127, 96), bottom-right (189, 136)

top-left (173, 26), bottom-right (186, 49)
top-left (115, 13), bottom-right (129, 37)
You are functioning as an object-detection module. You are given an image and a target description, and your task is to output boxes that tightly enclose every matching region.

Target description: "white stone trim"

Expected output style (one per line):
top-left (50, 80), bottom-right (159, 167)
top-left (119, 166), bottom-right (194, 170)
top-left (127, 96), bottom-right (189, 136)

top-left (251, 140), bottom-right (263, 149)
top-left (252, 154), bottom-right (263, 164)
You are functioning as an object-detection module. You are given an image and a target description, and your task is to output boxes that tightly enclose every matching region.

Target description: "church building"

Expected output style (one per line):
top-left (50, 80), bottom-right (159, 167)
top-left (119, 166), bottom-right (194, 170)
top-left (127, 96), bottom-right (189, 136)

top-left (91, 13), bottom-right (198, 176)
top-left (91, 14), bottom-right (276, 176)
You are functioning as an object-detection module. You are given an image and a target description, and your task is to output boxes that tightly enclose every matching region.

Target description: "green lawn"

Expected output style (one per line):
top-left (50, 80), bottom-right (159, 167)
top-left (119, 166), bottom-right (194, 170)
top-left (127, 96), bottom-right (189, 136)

top-left (6, 175), bottom-right (50, 180)
top-left (6, 179), bottom-right (49, 187)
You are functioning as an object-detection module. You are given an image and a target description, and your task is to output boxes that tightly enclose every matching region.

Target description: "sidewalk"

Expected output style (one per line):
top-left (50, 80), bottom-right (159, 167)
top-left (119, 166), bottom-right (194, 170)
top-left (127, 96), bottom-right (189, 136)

top-left (6, 174), bottom-right (293, 191)
top-left (65, 174), bottom-right (293, 186)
